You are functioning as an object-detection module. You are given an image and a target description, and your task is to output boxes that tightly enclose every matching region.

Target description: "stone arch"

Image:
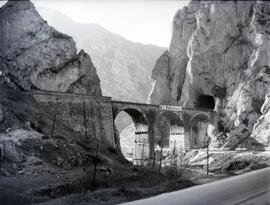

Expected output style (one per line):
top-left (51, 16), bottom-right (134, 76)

top-left (113, 107), bottom-right (149, 164)
top-left (113, 105), bottom-right (148, 125)
top-left (120, 108), bottom-right (148, 125)
top-left (190, 113), bottom-right (210, 148)
top-left (190, 112), bottom-right (210, 123)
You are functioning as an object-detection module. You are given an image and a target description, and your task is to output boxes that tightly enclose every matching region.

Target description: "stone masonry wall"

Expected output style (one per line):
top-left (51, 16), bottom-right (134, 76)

top-left (33, 91), bottom-right (115, 147)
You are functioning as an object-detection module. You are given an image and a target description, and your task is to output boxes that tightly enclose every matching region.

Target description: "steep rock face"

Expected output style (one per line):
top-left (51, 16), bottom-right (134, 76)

top-left (150, 51), bottom-right (170, 104)
top-left (150, 1), bottom-right (270, 149)
top-left (0, 0), bottom-right (101, 95)
top-left (37, 8), bottom-right (165, 102)
top-left (150, 2), bottom-right (199, 104)
top-left (36, 8), bottom-right (165, 134)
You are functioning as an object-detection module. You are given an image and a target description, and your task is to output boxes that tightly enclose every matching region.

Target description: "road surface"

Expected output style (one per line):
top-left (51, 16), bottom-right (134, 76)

top-left (121, 167), bottom-right (270, 205)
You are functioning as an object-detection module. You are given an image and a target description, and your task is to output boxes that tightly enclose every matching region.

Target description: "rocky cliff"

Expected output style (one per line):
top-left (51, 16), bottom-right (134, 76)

top-left (150, 1), bottom-right (270, 149)
top-left (35, 8), bottom-right (165, 133)
top-left (0, 0), bottom-right (101, 95)
top-left (36, 8), bottom-right (165, 102)
top-left (0, 0), bottom-right (128, 192)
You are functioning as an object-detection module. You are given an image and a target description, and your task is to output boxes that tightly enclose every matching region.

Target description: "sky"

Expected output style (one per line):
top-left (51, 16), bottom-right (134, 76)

top-left (0, 0), bottom-right (189, 47)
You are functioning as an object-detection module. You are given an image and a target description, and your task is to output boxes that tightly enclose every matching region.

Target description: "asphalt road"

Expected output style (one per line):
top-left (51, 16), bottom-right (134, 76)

top-left (121, 167), bottom-right (270, 205)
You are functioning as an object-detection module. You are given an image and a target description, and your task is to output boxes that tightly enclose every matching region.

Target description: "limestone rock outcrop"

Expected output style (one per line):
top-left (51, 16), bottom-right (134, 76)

top-left (0, 0), bottom-right (101, 95)
top-left (36, 8), bottom-right (165, 102)
top-left (36, 8), bottom-right (165, 134)
top-left (150, 51), bottom-right (171, 104)
top-left (150, 1), bottom-right (270, 149)
top-left (150, 2), bottom-right (199, 105)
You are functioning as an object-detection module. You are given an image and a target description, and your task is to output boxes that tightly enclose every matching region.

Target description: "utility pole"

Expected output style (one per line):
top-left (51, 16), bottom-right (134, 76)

top-left (158, 135), bottom-right (164, 174)
top-left (206, 137), bottom-right (211, 175)
top-left (83, 102), bottom-right (88, 140)
top-left (141, 141), bottom-right (145, 166)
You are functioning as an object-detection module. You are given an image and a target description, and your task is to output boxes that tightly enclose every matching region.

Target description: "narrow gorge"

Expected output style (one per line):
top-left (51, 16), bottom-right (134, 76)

top-left (0, 1), bottom-right (269, 205)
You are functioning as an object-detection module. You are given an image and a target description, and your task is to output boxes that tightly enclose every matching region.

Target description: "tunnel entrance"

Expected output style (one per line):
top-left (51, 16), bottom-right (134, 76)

top-left (114, 109), bottom-right (148, 164)
top-left (195, 95), bottom-right (215, 110)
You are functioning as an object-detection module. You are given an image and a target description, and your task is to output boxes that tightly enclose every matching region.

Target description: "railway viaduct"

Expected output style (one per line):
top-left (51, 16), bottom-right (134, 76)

top-left (33, 91), bottom-right (217, 159)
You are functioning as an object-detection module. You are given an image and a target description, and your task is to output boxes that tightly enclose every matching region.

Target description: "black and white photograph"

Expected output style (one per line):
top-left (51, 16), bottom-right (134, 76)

top-left (0, 0), bottom-right (269, 204)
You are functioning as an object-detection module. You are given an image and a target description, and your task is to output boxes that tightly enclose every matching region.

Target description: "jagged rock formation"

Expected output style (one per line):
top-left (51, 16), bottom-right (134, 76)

top-left (36, 8), bottom-right (165, 134)
top-left (0, 0), bottom-right (101, 95)
top-left (0, 4), bottom-right (131, 197)
top-left (150, 51), bottom-right (171, 104)
top-left (37, 8), bottom-right (165, 102)
top-left (0, 0), bottom-right (121, 178)
top-left (150, 1), bottom-right (270, 149)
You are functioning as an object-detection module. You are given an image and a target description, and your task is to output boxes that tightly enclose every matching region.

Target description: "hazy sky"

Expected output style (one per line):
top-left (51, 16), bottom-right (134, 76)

top-left (0, 1), bottom-right (189, 47)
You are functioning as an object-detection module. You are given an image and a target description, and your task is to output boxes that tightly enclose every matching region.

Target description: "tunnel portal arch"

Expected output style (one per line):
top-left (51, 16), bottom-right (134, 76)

top-left (195, 94), bottom-right (215, 110)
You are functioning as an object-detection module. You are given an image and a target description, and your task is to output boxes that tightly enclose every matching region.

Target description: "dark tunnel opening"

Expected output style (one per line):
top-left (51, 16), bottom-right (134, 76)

top-left (195, 95), bottom-right (215, 110)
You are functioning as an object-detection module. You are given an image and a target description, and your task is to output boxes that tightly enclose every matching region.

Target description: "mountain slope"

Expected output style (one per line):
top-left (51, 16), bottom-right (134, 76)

top-left (37, 8), bottom-right (165, 102)
top-left (0, 0), bottom-right (126, 193)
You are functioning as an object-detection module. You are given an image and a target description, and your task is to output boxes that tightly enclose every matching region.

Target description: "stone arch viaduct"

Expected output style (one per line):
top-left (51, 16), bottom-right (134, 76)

top-left (32, 91), bottom-right (217, 159)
